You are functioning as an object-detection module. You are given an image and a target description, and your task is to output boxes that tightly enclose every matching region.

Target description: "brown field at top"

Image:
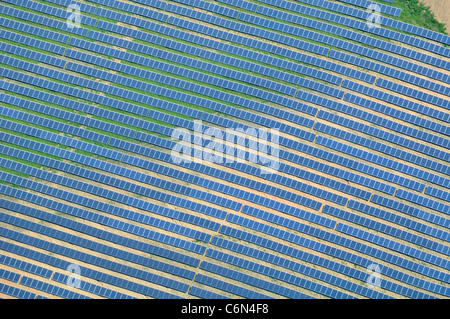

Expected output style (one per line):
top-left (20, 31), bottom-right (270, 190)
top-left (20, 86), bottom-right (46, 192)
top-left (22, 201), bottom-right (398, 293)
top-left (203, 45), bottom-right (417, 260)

top-left (420, 0), bottom-right (450, 31)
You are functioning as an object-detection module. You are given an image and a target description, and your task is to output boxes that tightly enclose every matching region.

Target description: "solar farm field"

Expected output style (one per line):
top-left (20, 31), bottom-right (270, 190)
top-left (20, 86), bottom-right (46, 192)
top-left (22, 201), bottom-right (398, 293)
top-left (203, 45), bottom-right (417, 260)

top-left (0, 0), bottom-right (449, 299)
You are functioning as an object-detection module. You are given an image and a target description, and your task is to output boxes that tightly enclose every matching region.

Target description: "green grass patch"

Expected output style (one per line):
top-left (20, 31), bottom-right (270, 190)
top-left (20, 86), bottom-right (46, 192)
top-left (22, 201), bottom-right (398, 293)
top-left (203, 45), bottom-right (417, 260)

top-left (393, 0), bottom-right (447, 35)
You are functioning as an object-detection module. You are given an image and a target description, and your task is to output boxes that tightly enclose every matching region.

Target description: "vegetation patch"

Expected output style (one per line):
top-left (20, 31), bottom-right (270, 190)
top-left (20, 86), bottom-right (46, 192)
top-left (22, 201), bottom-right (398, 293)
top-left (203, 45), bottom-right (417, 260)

top-left (394, 0), bottom-right (447, 34)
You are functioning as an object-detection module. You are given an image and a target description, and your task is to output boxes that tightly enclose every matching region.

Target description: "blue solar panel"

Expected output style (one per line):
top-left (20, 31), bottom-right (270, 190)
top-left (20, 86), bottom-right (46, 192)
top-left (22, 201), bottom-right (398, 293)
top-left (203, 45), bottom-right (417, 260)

top-left (344, 93), bottom-right (450, 138)
top-left (343, 80), bottom-right (450, 122)
top-left (94, 10), bottom-right (370, 84)
top-left (188, 286), bottom-right (229, 299)
top-left (317, 110), bottom-right (449, 164)
top-left (1, 0), bottom-right (449, 300)
top-left (194, 273), bottom-right (272, 299)
top-left (324, 204), bottom-right (449, 255)
top-left (0, 282), bottom-right (37, 299)
top-left (0, 174), bottom-right (207, 256)
top-left (206, 244), bottom-right (380, 299)
top-left (220, 217), bottom-right (448, 295)
top-left (371, 194), bottom-right (449, 229)
top-left (252, 0), bottom-right (447, 56)
top-left (0, 3), bottom-right (90, 36)
top-left (0, 216), bottom-right (191, 294)
top-left (0, 240), bottom-right (180, 299)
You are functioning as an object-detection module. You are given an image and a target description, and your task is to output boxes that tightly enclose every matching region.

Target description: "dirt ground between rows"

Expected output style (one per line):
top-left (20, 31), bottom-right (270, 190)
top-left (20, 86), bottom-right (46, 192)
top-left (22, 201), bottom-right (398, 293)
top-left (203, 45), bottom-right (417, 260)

top-left (421, 0), bottom-right (450, 31)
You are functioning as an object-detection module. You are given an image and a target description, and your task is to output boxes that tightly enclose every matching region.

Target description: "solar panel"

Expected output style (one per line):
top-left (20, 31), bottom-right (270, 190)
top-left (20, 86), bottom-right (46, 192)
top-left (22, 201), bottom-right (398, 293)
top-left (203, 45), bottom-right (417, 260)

top-left (0, 0), bottom-right (449, 300)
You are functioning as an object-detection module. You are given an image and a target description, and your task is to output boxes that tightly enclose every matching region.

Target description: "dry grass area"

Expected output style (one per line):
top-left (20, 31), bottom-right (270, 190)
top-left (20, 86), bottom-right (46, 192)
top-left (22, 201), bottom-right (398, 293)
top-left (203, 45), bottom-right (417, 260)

top-left (418, 0), bottom-right (450, 31)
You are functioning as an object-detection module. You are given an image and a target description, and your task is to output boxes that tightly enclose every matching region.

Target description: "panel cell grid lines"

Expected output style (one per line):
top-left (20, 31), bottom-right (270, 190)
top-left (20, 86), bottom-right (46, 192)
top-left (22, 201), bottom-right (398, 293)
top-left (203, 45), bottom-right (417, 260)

top-left (0, 0), bottom-right (448, 300)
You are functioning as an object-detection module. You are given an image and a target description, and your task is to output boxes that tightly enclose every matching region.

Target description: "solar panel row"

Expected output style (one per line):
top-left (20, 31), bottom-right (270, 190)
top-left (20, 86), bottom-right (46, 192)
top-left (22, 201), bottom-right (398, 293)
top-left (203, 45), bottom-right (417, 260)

top-left (0, 4), bottom-right (89, 37)
top-left (52, 272), bottom-right (135, 299)
top-left (0, 213), bottom-right (193, 293)
top-left (160, 0), bottom-right (449, 74)
top-left (0, 198), bottom-right (202, 275)
top-left (396, 189), bottom-right (450, 216)
top-left (323, 205), bottom-right (449, 254)
top-left (344, 93), bottom-right (450, 137)
top-left (251, 0), bottom-right (447, 56)
top-left (200, 261), bottom-right (312, 299)
top-left (225, 214), bottom-right (449, 284)
top-left (0, 29), bottom-right (66, 56)
top-left (44, 0), bottom-right (97, 14)
top-left (0, 282), bottom-right (38, 299)
top-left (0, 178), bottom-right (207, 256)
top-left (317, 110), bottom-right (449, 163)
top-left (0, 121), bottom-right (333, 228)
top-left (0, 255), bottom-right (52, 279)
top-left (0, 239), bottom-right (181, 299)
top-left (279, 0), bottom-right (448, 44)
top-left (313, 92), bottom-right (449, 149)
top-left (335, 223), bottom-right (449, 269)
top-left (0, 255), bottom-right (134, 299)
top-left (193, 273), bottom-right (272, 299)
top-left (210, 236), bottom-right (388, 299)
top-left (0, 268), bottom-right (21, 283)
top-left (334, 0), bottom-right (401, 16)
top-left (315, 123), bottom-right (449, 175)
top-left (188, 286), bottom-right (229, 299)
top-left (171, 0), bottom-right (241, 19)
top-left (94, 8), bottom-right (374, 83)
top-left (371, 194), bottom-right (449, 229)
top-left (425, 187), bottom-right (450, 202)
top-left (316, 136), bottom-right (450, 189)
top-left (90, 0), bottom-right (169, 21)
top-left (0, 83), bottom-right (390, 201)
top-left (343, 80), bottom-right (450, 122)
top-left (329, 50), bottom-right (450, 96)
top-left (348, 200), bottom-right (449, 242)
top-left (217, 0), bottom-right (259, 11)
top-left (131, 0), bottom-right (167, 10)
top-left (6, 0), bottom-right (98, 26)
top-left (207, 241), bottom-right (382, 299)
top-left (218, 223), bottom-right (442, 297)
top-left (248, 5), bottom-right (448, 67)
top-left (376, 78), bottom-right (450, 109)
top-left (0, 267), bottom-right (90, 299)
top-left (0, 16), bottom-right (70, 44)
